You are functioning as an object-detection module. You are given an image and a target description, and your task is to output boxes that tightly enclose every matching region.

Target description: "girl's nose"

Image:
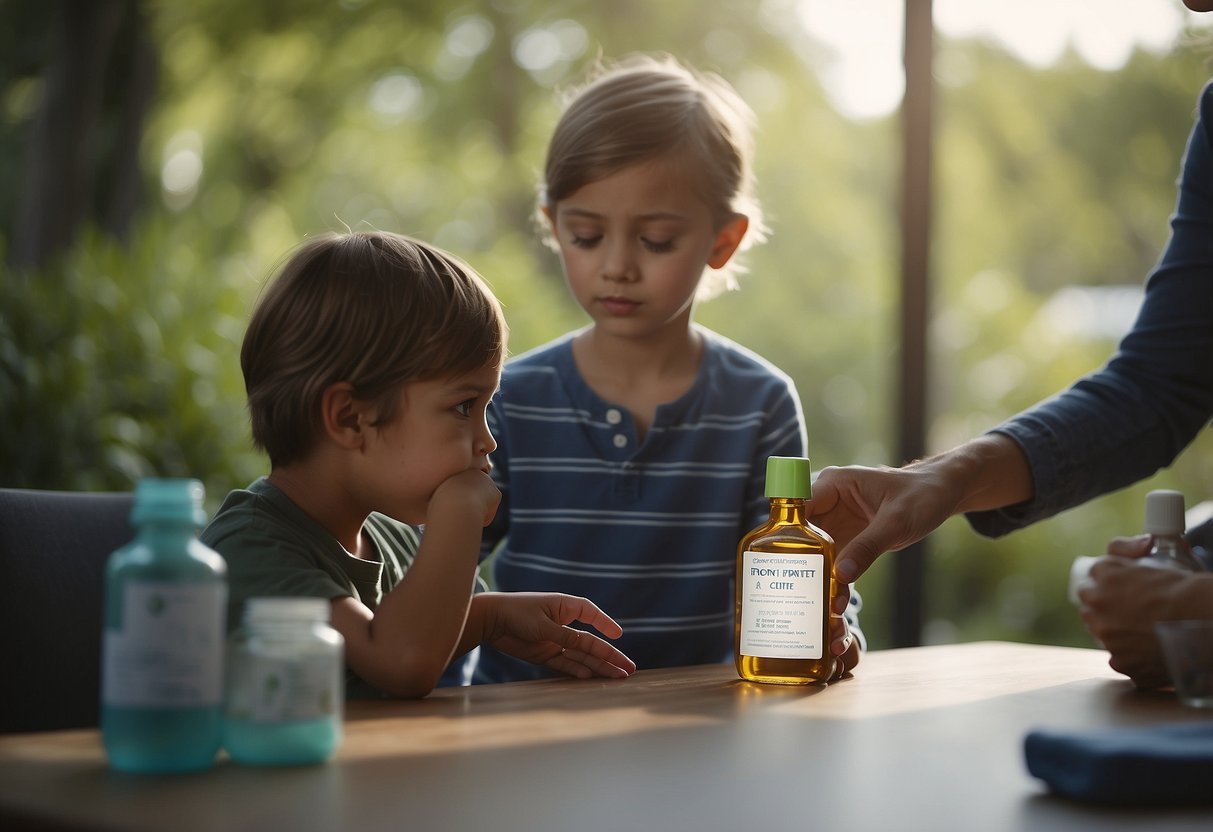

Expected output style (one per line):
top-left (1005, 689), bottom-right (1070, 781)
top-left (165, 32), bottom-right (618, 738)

top-left (601, 240), bottom-right (638, 283)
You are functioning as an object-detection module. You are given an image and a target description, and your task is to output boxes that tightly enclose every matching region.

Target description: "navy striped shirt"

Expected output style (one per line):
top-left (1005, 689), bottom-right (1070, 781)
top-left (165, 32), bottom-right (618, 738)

top-left (475, 325), bottom-right (808, 681)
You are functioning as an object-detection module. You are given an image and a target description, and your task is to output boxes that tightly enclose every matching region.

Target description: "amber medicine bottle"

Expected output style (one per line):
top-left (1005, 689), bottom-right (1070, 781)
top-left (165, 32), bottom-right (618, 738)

top-left (735, 456), bottom-right (835, 684)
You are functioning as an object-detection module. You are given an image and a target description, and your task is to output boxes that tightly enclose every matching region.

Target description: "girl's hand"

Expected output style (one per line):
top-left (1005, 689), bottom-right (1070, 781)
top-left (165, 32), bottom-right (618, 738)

top-left (479, 593), bottom-right (637, 679)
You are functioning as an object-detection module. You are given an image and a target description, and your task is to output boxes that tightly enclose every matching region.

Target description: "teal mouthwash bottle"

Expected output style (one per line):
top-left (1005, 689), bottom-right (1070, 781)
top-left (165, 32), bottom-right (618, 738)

top-left (101, 478), bottom-right (227, 773)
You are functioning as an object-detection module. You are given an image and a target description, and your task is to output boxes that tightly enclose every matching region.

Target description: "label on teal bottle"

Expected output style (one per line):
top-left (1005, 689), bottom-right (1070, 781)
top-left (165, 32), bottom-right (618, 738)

top-left (103, 581), bottom-right (226, 707)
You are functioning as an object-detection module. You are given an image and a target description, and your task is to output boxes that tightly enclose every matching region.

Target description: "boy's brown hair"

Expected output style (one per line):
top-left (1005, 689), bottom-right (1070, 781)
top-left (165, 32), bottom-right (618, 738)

top-left (241, 231), bottom-right (507, 467)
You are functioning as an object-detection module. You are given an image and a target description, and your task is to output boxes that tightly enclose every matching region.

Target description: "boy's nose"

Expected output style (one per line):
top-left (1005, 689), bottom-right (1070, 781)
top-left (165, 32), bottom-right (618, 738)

top-left (477, 428), bottom-right (497, 457)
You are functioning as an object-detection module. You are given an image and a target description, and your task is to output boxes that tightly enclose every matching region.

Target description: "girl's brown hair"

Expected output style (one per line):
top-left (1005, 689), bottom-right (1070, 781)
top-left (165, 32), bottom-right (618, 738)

top-left (540, 53), bottom-right (768, 299)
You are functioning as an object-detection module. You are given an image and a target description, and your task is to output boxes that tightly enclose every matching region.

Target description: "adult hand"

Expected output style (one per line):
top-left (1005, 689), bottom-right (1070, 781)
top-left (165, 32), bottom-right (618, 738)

top-left (809, 435), bottom-right (1034, 617)
top-left (808, 462), bottom-right (964, 596)
top-left (1077, 545), bottom-right (1212, 689)
top-left (480, 592), bottom-right (637, 679)
top-left (1105, 534), bottom-right (1151, 559)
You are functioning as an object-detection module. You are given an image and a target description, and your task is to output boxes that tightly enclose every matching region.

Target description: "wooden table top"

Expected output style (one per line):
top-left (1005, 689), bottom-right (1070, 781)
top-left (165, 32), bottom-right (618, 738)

top-left (3, 641), bottom-right (1211, 831)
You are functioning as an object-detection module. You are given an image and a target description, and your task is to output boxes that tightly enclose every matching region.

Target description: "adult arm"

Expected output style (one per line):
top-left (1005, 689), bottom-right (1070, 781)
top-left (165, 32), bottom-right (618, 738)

top-left (970, 82), bottom-right (1213, 536)
top-left (810, 82), bottom-right (1213, 585)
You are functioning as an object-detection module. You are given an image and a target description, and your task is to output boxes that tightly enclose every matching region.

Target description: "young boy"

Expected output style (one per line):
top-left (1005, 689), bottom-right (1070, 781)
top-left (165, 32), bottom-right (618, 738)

top-left (201, 231), bottom-right (635, 698)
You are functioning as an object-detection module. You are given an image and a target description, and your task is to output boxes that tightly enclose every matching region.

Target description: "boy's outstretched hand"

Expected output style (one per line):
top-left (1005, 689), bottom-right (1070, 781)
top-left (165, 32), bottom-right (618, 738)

top-left (475, 592), bottom-right (637, 679)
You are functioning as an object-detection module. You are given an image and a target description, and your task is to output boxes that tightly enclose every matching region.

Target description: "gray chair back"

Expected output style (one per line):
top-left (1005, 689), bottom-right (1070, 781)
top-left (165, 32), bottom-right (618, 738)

top-left (0, 488), bottom-right (135, 733)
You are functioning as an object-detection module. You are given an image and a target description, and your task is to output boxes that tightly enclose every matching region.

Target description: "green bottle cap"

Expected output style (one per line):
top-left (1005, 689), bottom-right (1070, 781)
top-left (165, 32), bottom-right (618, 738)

top-left (765, 456), bottom-right (812, 499)
top-left (130, 478), bottom-right (208, 527)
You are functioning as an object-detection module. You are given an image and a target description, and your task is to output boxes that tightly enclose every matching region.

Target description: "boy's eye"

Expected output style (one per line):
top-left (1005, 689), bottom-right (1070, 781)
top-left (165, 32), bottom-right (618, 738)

top-left (641, 237), bottom-right (675, 253)
top-left (454, 399), bottom-right (474, 417)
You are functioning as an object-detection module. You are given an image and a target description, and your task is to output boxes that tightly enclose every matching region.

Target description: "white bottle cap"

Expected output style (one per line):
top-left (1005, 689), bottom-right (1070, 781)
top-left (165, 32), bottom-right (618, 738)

top-left (1144, 490), bottom-right (1185, 537)
top-left (243, 596), bottom-right (331, 626)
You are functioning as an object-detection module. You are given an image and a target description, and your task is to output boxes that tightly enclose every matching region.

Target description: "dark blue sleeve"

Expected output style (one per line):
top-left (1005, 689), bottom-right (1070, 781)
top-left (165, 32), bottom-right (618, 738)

top-left (968, 82), bottom-right (1213, 538)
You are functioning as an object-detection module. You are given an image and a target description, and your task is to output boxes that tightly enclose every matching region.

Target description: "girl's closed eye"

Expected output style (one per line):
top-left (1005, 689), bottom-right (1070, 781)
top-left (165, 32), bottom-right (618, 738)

top-left (570, 234), bottom-right (602, 249)
top-left (641, 237), bottom-right (675, 253)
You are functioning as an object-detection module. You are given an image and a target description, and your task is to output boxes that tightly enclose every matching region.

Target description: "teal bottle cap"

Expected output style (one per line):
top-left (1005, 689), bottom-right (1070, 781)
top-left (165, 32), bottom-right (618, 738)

top-left (765, 456), bottom-right (812, 499)
top-left (131, 478), bottom-right (208, 527)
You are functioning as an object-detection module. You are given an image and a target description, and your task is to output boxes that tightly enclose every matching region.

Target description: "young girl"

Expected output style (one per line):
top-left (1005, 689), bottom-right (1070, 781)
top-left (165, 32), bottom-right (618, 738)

top-left (477, 54), bottom-right (861, 682)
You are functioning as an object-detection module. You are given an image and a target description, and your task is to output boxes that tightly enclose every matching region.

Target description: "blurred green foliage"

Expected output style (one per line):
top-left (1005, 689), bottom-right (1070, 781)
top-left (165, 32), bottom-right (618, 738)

top-left (2, 0), bottom-right (1212, 651)
top-left (1, 221), bottom-right (261, 501)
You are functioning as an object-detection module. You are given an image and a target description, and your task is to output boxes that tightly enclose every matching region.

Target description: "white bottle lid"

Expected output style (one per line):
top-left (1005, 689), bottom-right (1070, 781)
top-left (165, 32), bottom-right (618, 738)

top-left (243, 597), bottom-right (331, 627)
top-left (1144, 490), bottom-right (1185, 537)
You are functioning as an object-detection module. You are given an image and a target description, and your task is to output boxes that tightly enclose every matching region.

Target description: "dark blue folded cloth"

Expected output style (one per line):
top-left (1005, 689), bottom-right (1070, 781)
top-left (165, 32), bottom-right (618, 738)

top-left (1024, 722), bottom-right (1213, 805)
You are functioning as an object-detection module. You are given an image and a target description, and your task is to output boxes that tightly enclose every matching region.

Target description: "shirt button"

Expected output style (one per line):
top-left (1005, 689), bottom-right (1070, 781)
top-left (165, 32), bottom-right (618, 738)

top-left (606, 408), bottom-right (622, 425)
top-left (613, 434), bottom-right (628, 448)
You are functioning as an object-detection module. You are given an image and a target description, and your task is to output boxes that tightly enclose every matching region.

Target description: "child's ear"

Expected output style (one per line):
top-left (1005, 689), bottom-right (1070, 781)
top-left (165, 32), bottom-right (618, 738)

top-left (707, 214), bottom-right (749, 269)
top-left (321, 382), bottom-right (369, 449)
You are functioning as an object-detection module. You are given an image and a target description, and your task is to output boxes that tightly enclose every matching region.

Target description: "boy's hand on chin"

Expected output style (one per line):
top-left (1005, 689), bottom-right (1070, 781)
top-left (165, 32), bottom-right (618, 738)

top-left (430, 469), bottom-right (501, 526)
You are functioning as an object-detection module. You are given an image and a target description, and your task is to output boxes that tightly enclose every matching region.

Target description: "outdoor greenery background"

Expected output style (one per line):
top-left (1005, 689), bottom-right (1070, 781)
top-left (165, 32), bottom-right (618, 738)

top-left (4, 0), bottom-right (1212, 651)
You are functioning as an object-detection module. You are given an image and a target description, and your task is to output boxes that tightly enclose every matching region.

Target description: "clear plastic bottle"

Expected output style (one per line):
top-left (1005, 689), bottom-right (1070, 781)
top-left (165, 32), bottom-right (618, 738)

top-left (101, 478), bottom-right (227, 773)
top-left (1143, 489), bottom-right (1203, 572)
top-left (223, 597), bottom-right (344, 765)
top-left (735, 456), bottom-right (836, 685)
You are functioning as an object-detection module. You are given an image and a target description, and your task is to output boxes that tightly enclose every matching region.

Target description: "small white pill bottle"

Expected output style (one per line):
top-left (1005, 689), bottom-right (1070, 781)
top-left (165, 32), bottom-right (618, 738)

top-left (223, 597), bottom-right (344, 765)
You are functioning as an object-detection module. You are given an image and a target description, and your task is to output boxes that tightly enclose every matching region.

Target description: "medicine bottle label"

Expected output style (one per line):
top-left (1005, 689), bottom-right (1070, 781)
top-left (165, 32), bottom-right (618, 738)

top-left (103, 581), bottom-right (226, 707)
top-left (739, 552), bottom-right (824, 659)
top-left (227, 656), bottom-right (340, 723)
